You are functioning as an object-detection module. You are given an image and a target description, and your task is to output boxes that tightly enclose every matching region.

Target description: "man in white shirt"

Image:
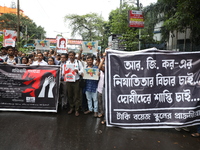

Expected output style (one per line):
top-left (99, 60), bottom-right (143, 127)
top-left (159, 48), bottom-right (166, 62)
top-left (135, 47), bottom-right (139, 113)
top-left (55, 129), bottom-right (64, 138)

top-left (32, 52), bottom-right (48, 65)
top-left (66, 51), bottom-right (83, 117)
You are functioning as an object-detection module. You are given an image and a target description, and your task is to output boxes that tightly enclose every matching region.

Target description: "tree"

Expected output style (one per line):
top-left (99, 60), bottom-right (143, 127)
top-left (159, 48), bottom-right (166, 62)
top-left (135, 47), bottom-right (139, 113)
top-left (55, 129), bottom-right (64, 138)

top-left (107, 3), bottom-right (156, 51)
top-left (64, 13), bottom-right (106, 47)
top-left (167, 0), bottom-right (200, 45)
top-left (144, 0), bottom-right (200, 46)
top-left (0, 13), bottom-right (46, 46)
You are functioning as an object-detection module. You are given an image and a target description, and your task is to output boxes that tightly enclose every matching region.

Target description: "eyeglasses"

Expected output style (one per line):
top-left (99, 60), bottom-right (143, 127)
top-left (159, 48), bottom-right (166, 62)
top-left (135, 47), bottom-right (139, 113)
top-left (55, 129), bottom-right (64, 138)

top-left (48, 60), bottom-right (53, 61)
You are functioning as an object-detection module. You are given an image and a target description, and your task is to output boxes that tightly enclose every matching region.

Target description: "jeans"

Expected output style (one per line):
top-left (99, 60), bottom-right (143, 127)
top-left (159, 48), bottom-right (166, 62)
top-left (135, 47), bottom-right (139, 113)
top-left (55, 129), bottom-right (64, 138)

top-left (59, 81), bottom-right (67, 106)
top-left (85, 91), bottom-right (98, 112)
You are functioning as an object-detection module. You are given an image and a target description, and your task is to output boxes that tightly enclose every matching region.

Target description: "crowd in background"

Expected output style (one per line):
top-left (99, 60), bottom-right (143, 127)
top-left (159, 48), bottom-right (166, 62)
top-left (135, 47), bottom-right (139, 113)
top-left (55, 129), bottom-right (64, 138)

top-left (0, 46), bottom-right (199, 137)
top-left (0, 46), bottom-right (106, 121)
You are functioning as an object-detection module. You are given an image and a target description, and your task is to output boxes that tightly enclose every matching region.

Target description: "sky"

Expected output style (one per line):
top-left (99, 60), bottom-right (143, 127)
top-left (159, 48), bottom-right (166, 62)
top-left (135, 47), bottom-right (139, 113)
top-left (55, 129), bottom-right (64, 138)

top-left (0, 0), bottom-right (157, 38)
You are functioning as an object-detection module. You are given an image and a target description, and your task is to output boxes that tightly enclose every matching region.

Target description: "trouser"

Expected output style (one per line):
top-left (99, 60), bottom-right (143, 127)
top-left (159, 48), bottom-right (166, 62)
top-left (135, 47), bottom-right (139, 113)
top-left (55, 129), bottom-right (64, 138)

top-left (66, 81), bottom-right (80, 111)
top-left (81, 88), bottom-right (88, 111)
top-left (102, 87), bottom-right (105, 113)
top-left (85, 91), bottom-right (98, 112)
top-left (102, 87), bottom-right (105, 120)
top-left (59, 81), bottom-right (67, 106)
top-left (97, 92), bottom-right (103, 114)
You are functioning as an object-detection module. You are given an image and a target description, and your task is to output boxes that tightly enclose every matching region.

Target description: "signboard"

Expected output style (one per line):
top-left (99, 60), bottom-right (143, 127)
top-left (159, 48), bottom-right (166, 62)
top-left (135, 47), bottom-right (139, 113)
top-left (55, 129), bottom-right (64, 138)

top-left (63, 64), bottom-right (76, 82)
top-left (45, 38), bottom-right (57, 44)
top-left (83, 68), bottom-right (99, 80)
top-left (35, 40), bottom-right (50, 50)
top-left (128, 10), bottom-right (144, 28)
top-left (82, 41), bottom-right (98, 53)
top-left (108, 34), bottom-right (125, 50)
top-left (3, 30), bottom-right (17, 47)
top-left (105, 48), bottom-right (200, 129)
top-left (67, 39), bottom-right (82, 45)
top-left (56, 36), bottom-right (67, 53)
top-left (0, 64), bottom-right (60, 112)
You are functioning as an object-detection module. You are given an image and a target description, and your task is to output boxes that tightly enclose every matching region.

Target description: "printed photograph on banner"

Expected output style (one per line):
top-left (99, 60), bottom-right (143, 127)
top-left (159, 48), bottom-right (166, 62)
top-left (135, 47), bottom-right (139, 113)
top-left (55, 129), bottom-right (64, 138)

top-left (83, 68), bottom-right (99, 80)
top-left (3, 30), bottom-right (17, 47)
top-left (64, 64), bottom-right (76, 82)
top-left (82, 41), bottom-right (98, 53)
top-left (56, 36), bottom-right (67, 53)
top-left (34, 39), bottom-right (50, 50)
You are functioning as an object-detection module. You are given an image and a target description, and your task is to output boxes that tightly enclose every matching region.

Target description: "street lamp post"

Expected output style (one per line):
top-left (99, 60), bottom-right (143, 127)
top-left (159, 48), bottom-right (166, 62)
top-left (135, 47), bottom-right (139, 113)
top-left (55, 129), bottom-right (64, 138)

top-left (17, 0), bottom-right (20, 49)
top-left (137, 0), bottom-right (141, 50)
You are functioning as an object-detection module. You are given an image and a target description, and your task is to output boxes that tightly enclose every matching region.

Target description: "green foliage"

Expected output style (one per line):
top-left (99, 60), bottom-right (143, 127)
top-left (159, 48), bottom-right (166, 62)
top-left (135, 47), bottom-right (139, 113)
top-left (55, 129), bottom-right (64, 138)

top-left (0, 13), bottom-right (46, 49)
top-left (108, 3), bottom-right (155, 51)
top-left (64, 3), bottom-right (158, 51)
top-left (64, 13), bottom-right (106, 47)
top-left (144, 0), bottom-right (200, 45)
top-left (17, 34), bottom-right (35, 52)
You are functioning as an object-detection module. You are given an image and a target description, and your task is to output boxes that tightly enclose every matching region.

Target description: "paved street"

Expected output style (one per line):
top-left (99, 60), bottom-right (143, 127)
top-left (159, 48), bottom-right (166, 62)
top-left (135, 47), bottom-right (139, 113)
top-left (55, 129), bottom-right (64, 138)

top-left (0, 109), bottom-right (199, 150)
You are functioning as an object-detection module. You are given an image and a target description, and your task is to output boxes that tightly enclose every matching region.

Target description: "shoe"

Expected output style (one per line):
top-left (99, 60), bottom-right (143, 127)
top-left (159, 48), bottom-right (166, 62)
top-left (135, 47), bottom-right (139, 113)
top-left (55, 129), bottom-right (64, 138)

top-left (175, 128), bottom-right (181, 131)
top-left (68, 109), bottom-right (73, 114)
top-left (75, 111), bottom-right (79, 117)
top-left (191, 133), bottom-right (200, 137)
top-left (182, 127), bottom-right (190, 132)
top-left (84, 110), bottom-right (92, 114)
top-left (94, 112), bottom-right (98, 118)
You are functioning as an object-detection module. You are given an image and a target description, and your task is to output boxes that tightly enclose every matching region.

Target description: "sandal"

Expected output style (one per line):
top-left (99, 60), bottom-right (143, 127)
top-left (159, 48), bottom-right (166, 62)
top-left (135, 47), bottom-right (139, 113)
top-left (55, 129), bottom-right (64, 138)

top-left (191, 133), bottom-right (200, 137)
top-left (101, 120), bottom-right (106, 125)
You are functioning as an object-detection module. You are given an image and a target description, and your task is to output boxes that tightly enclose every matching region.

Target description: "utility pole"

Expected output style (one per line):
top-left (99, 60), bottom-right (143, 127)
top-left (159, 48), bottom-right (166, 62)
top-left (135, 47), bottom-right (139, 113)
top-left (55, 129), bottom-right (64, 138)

top-left (17, 0), bottom-right (20, 49)
top-left (136, 0), bottom-right (139, 9)
top-left (25, 25), bottom-right (27, 45)
top-left (120, 0), bottom-right (122, 13)
top-left (137, 0), bottom-right (141, 50)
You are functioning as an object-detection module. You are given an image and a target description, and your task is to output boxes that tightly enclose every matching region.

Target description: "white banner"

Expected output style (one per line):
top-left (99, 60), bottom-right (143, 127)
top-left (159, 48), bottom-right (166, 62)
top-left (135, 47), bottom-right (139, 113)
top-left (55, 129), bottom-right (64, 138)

top-left (3, 30), bottom-right (17, 47)
top-left (82, 41), bottom-right (98, 53)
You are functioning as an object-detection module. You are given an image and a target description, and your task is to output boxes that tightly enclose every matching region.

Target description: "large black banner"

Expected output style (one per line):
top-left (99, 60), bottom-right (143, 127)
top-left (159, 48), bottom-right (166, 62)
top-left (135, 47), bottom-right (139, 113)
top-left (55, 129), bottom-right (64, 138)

top-left (0, 64), bottom-right (60, 112)
top-left (105, 48), bottom-right (200, 128)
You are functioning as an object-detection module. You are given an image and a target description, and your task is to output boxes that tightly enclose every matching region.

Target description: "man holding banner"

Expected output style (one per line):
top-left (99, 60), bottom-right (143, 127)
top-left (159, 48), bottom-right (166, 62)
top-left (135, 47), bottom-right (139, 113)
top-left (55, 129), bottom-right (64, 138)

top-left (83, 55), bottom-right (99, 117)
top-left (65, 51), bottom-right (83, 117)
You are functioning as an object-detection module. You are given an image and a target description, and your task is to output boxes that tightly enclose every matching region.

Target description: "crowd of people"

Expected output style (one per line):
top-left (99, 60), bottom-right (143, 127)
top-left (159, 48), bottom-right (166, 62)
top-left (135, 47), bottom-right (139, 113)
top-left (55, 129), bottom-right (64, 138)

top-left (0, 46), bottom-right (106, 122)
top-left (0, 46), bottom-right (199, 137)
